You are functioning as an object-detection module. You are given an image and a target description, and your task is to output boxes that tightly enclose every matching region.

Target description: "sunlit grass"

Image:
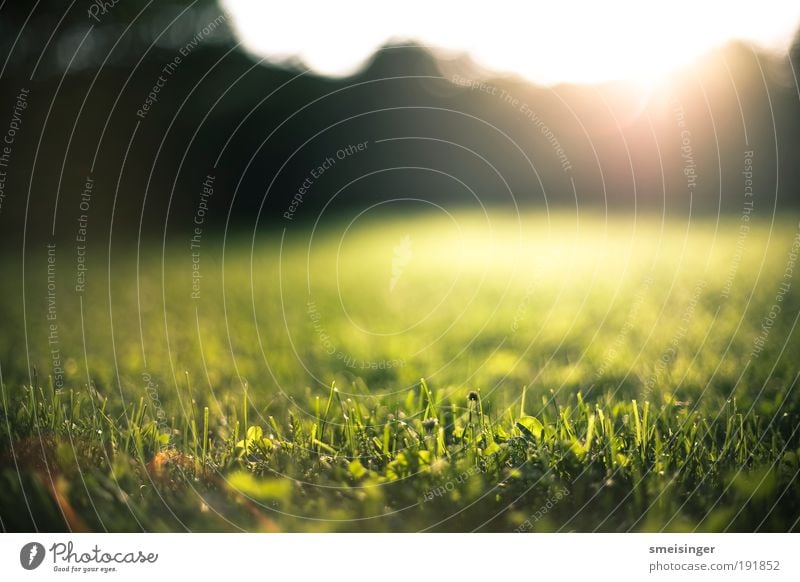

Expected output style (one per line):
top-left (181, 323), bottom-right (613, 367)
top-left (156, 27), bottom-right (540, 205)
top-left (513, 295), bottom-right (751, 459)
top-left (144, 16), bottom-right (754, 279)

top-left (1, 211), bottom-right (799, 531)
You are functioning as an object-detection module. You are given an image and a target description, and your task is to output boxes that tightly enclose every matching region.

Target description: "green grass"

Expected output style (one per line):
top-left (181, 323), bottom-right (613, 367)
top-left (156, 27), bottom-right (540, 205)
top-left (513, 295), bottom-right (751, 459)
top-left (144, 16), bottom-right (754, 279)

top-left (1, 211), bottom-right (799, 532)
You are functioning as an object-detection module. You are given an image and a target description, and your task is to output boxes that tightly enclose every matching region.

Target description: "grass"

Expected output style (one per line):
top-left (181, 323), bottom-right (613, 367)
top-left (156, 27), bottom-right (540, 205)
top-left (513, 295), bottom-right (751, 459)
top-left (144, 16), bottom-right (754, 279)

top-left (1, 211), bottom-right (799, 532)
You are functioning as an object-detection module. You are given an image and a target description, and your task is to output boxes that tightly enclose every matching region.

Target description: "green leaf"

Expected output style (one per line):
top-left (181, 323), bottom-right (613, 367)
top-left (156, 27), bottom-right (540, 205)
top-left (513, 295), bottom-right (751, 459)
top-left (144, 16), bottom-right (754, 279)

top-left (516, 416), bottom-right (544, 440)
top-left (494, 425), bottom-right (510, 441)
top-left (234, 426), bottom-right (269, 457)
top-left (569, 437), bottom-right (586, 460)
top-left (348, 459), bottom-right (368, 480)
top-left (227, 471), bottom-right (292, 502)
top-left (483, 441), bottom-right (501, 457)
top-left (246, 425), bottom-right (263, 441)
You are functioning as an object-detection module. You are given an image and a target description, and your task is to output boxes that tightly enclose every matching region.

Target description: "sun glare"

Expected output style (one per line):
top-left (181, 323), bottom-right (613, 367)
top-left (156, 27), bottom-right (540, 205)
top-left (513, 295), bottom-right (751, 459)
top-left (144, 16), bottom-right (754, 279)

top-left (221, 0), bottom-right (800, 85)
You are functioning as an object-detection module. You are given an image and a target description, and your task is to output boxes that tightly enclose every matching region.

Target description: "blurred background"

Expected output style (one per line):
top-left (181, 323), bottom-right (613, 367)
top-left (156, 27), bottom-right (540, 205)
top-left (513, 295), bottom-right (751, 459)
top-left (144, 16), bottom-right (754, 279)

top-left (0, 0), bottom-right (798, 249)
top-left (0, 0), bottom-right (798, 389)
top-left (2, 0), bottom-right (800, 394)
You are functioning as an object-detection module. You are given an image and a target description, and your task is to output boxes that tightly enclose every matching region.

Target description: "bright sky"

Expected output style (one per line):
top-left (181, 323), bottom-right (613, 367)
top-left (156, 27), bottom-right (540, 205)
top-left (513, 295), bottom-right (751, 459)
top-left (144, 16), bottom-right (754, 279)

top-left (221, 0), bottom-right (800, 85)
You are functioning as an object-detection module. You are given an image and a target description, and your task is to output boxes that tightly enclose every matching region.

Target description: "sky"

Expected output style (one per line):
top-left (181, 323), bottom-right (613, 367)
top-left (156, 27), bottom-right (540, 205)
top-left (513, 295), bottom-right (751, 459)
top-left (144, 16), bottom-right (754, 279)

top-left (220, 0), bottom-right (800, 85)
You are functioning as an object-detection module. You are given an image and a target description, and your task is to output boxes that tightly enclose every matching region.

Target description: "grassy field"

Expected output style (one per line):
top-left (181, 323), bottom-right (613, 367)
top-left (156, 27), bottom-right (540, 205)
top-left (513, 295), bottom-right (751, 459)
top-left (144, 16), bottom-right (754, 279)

top-left (1, 211), bottom-right (800, 532)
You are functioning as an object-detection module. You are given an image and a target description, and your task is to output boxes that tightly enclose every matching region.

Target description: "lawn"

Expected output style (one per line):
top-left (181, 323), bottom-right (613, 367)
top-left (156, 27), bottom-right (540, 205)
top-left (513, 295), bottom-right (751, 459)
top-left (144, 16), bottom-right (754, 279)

top-left (1, 211), bottom-right (799, 532)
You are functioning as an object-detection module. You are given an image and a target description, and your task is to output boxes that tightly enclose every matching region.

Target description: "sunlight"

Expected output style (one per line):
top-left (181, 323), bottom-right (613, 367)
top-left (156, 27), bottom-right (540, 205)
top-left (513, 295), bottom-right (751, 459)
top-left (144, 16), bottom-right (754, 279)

top-left (221, 0), bottom-right (800, 85)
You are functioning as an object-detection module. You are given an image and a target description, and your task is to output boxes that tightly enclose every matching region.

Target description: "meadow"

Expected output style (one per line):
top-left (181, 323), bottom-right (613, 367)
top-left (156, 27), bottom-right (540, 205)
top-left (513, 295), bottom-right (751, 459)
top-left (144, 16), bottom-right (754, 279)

top-left (1, 211), bottom-right (799, 532)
